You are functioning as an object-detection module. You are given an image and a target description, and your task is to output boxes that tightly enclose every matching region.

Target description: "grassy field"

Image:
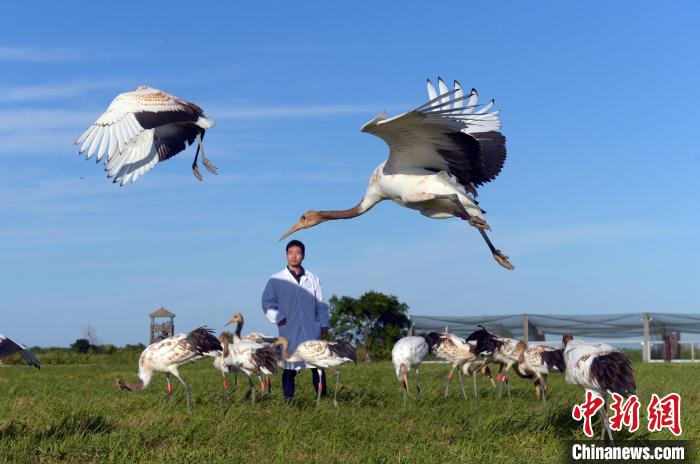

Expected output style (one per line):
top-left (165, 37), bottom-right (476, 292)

top-left (1, 356), bottom-right (698, 463)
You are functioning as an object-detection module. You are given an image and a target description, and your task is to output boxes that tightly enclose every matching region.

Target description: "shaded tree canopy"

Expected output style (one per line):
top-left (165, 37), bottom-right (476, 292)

top-left (329, 291), bottom-right (410, 360)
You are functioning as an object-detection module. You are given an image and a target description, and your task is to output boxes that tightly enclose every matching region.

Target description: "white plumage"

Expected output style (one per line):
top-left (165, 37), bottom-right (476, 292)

top-left (280, 77), bottom-right (513, 270)
top-left (116, 327), bottom-right (221, 412)
top-left (0, 335), bottom-right (40, 368)
top-left (515, 344), bottom-right (565, 402)
top-left (277, 337), bottom-right (357, 406)
top-left (75, 86), bottom-right (216, 185)
top-left (213, 333), bottom-right (279, 402)
top-left (427, 331), bottom-right (494, 399)
top-left (562, 333), bottom-right (636, 441)
top-left (391, 335), bottom-right (431, 410)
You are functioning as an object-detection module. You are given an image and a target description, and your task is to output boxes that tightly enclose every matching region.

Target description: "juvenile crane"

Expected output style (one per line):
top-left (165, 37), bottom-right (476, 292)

top-left (225, 312), bottom-right (277, 391)
top-left (0, 335), bottom-right (40, 368)
top-left (213, 333), bottom-right (279, 402)
top-left (276, 336), bottom-right (357, 407)
top-left (515, 344), bottom-right (565, 402)
top-left (280, 77), bottom-right (513, 270)
top-left (466, 326), bottom-right (524, 398)
top-left (116, 327), bottom-right (221, 412)
top-left (391, 334), bottom-right (438, 410)
top-left (428, 331), bottom-right (494, 399)
top-left (562, 333), bottom-right (636, 441)
top-left (75, 86), bottom-right (216, 185)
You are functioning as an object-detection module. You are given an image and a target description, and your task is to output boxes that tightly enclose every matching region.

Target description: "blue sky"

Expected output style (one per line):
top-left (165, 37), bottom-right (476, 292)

top-left (1, 1), bottom-right (699, 346)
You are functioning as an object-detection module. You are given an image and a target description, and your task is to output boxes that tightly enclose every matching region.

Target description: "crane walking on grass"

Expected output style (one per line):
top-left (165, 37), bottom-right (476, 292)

top-left (213, 333), bottom-right (279, 402)
top-left (562, 333), bottom-right (636, 442)
top-left (428, 331), bottom-right (495, 399)
top-left (515, 344), bottom-right (565, 403)
top-left (276, 336), bottom-right (356, 407)
top-left (116, 327), bottom-right (221, 412)
top-left (0, 335), bottom-right (40, 368)
top-left (391, 334), bottom-right (438, 410)
top-left (280, 77), bottom-right (513, 270)
top-left (75, 86), bottom-right (216, 185)
top-left (466, 326), bottom-right (524, 398)
top-left (224, 312), bottom-right (277, 392)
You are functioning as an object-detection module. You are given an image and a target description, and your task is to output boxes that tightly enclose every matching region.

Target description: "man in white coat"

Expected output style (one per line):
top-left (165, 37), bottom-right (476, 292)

top-left (262, 240), bottom-right (330, 400)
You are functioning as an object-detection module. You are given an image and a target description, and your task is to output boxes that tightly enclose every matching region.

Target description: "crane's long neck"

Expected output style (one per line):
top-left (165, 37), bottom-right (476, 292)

top-left (319, 195), bottom-right (382, 221)
top-left (234, 320), bottom-right (243, 340)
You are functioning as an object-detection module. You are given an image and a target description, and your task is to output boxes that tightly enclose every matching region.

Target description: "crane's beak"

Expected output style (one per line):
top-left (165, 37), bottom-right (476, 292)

top-left (224, 318), bottom-right (235, 327)
top-left (279, 221), bottom-right (303, 241)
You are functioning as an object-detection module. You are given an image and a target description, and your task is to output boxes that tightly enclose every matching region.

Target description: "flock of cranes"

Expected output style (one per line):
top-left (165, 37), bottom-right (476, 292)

top-left (112, 313), bottom-right (635, 440)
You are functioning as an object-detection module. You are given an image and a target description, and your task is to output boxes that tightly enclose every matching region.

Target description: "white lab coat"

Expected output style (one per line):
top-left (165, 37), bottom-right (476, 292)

top-left (261, 267), bottom-right (329, 370)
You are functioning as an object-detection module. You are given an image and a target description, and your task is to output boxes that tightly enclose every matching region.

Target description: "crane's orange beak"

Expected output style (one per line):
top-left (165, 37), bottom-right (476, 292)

top-left (279, 221), bottom-right (303, 241)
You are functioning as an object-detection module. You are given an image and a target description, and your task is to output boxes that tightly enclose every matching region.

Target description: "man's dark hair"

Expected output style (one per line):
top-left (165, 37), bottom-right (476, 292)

top-left (286, 239), bottom-right (305, 255)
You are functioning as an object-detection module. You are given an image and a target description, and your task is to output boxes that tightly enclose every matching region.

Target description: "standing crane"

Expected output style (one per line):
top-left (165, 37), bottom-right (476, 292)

top-left (466, 326), bottom-right (525, 398)
top-left (75, 86), bottom-right (216, 185)
top-left (515, 344), bottom-right (565, 403)
top-left (116, 327), bottom-right (221, 412)
top-left (280, 77), bottom-right (513, 270)
top-left (224, 312), bottom-right (277, 392)
top-left (275, 336), bottom-right (356, 407)
top-left (391, 334), bottom-right (438, 410)
top-left (562, 333), bottom-right (636, 441)
top-left (428, 331), bottom-right (494, 399)
top-left (213, 333), bottom-right (279, 403)
top-left (0, 335), bottom-right (40, 368)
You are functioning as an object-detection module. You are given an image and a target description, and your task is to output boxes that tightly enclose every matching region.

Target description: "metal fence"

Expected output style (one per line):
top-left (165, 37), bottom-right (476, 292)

top-left (410, 312), bottom-right (700, 363)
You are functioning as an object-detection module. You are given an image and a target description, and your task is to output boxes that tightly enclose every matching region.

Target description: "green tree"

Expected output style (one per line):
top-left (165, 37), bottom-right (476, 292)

top-left (329, 291), bottom-right (410, 361)
top-left (70, 338), bottom-right (94, 353)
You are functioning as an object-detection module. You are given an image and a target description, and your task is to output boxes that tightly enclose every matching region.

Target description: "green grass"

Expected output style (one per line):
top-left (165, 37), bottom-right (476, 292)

top-left (1, 358), bottom-right (698, 463)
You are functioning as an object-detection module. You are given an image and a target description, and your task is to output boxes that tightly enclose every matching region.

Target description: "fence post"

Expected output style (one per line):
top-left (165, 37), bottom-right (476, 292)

top-left (523, 313), bottom-right (529, 344)
top-left (643, 312), bottom-right (650, 363)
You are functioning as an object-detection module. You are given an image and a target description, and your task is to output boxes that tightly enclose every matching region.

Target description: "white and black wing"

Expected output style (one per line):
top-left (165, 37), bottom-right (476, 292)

top-left (362, 77), bottom-right (507, 192)
top-left (75, 86), bottom-right (213, 185)
top-left (0, 335), bottom-right (40, 368)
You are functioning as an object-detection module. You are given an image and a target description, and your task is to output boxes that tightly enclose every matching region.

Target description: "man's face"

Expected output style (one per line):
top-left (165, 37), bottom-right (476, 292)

top-left (286, 246), bottom-right (304, 268)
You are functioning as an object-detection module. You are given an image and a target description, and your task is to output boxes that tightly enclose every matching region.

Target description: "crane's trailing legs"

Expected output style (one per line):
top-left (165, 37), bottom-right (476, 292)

top-left (433, 194), bottom-right (514, 270)
top-left (191, 133), bottom-right (217, 181)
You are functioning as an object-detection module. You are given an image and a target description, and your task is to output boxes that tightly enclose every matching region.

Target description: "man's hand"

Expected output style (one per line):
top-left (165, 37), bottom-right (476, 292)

top-left (320, 327), bottom-right (329, 339)
top-left (277, 318), bottom-right (286, 327)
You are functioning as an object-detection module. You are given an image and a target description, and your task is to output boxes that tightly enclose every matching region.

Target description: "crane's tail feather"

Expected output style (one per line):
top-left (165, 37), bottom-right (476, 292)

top-left (592, 352), bottom-right (636, 397)
top-left (186, 326), bottom-right (223, 355)
top-left (328, 341), bottom-right (357, 364)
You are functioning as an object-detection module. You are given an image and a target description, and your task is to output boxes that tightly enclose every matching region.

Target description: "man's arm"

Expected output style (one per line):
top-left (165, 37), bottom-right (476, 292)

top-left (262, 278), bottom-right (286, 325)
top-left (315, 276), bottom-right (330, 338)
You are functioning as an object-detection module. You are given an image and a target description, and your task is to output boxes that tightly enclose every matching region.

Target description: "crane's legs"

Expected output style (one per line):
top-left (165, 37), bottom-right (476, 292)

top-left (222, 372), bottom-right (230, 398)
top-left (171, 371), bottom-right (192, 412)
top-left (457, 369), bottom-right (468, 400)
top-left (444, 366), bottom-right (455, 399)
top-left (472, 370), bottom-right (478, 398)
top-left (415, 368), bottom-right (421, 395)
top-left (165, 374), bottom-right (173, 402)
top-left (541, 376), bottom-right (548, 404)
top-left (435, 194), bottom-right (514, 270)
top-left (198, 133), bottom-right (217, 175)
top-left (243, 373), bottom-right (256, 403)
top-left (315, 368), bottom-right (324, 406)
top-left (598, 407), bottom-right (614, 442)
top-left (332, 369), bottom-right (341, 408)
top-left (191, 142), bottom-right (203, 181)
